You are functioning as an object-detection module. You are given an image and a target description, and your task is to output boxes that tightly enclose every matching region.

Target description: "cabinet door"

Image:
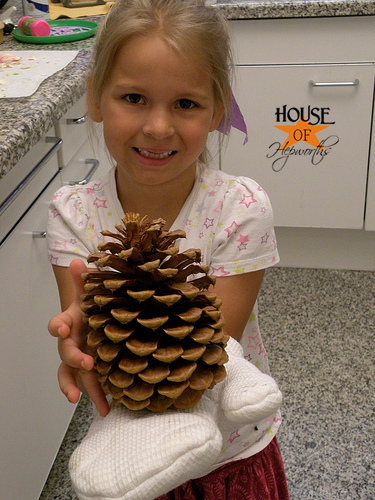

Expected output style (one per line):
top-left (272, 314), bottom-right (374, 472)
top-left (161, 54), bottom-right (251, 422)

top-left (221, 64), bottom-right (375, 228)
top-left (0, 175), bottom-right (75, 499)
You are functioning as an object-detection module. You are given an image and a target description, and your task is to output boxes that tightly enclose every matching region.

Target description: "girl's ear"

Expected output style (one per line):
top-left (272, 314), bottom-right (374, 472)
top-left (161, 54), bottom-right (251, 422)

top-left (209, 103), bottom-right (225, 132)
top-left (87, 75), bottom-right (103, 123)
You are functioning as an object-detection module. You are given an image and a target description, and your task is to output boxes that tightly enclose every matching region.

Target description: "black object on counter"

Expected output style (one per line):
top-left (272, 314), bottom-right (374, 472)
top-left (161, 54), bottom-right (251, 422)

top-left (3, 22), bottom-right (15, 34)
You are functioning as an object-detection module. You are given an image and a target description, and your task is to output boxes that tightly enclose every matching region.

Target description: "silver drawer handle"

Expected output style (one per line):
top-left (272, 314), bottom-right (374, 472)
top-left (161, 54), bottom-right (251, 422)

top-left (68, 158), bottom-right (100, 186)
top-left (32, 231), bottom-right (46, 238)
top-left (0, 137), bottom-right (62, 217)
top-left (309, 79), bottom-right (359, 87)
top-left (66, 114), bottom-right (87, 125)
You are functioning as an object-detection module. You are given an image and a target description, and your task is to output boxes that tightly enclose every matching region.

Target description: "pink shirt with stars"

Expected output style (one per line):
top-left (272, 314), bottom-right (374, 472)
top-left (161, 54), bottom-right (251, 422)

top-left (47, 164), bottom-right (281, 466)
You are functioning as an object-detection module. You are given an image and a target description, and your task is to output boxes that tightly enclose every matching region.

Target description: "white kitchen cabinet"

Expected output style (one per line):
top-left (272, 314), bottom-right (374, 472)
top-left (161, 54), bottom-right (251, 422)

top-left (0, 137), bottom-right (75, 500)
top-left (221, 63), bottom-right (374, 228)
top-left (56, 93), bottom-right (111, 184)
top-left (0, 97), bottom-right (111, 498)
top-left (55, 94), bottom-right (90, 168)
top-left (59, 123), bottom-right (111, 185)
top-left (219, 17), bottom-right (375, 270)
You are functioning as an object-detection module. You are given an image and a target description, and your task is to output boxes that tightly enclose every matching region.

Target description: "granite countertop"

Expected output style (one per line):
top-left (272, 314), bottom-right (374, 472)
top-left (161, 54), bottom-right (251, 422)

top-left (0, 0), bottom-right (101, 178)
top-left (1, 0), bottom-right (375, 179)
top-left (216, 0), bottom-right (375, 20)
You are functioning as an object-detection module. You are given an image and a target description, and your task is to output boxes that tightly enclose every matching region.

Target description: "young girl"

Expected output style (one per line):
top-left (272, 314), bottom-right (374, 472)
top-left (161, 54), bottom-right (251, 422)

top-left (47, 0), bottom-right (289, 498)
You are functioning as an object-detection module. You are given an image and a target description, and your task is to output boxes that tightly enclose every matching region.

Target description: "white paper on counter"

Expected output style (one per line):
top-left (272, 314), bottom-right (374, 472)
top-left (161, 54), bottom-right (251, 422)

top-left (0, 51), bottom-right (79, 98)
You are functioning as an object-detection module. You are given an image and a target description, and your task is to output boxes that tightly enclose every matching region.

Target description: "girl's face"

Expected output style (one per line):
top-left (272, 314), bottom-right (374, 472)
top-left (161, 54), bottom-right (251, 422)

top-left (89, 34), bottom-right (223, 187)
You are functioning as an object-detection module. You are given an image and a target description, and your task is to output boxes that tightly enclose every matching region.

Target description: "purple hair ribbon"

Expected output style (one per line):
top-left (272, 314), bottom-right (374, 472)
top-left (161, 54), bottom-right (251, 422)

top-left (216, 91), bottom-right (248, 145)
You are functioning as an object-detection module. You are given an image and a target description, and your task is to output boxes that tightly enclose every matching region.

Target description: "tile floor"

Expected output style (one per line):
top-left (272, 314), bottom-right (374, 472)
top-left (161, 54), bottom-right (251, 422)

top-left (40, 267), bottom-right (374, 500)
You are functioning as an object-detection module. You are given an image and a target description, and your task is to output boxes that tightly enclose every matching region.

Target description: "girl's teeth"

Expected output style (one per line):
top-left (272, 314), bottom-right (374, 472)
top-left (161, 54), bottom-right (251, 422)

top-left (137, 148), bottom-right (173, 159)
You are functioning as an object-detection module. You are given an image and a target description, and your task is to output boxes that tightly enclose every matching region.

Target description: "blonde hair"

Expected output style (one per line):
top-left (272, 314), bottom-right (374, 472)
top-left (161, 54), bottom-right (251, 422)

top-left (89, 0), bottom-right (233, 163)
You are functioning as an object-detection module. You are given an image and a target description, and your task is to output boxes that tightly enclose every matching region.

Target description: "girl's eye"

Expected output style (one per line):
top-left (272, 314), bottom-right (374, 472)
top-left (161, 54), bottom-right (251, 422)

top-left (177, 99), bottom-right (196, 110)
top-left (124, 94), bottom-right (144, 104)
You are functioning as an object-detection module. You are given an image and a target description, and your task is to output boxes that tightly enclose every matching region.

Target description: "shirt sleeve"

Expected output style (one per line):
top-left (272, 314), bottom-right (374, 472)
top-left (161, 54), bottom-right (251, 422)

top-left (46, 184), bottom-right (104, 268)
top-left (210, 176), bottom-right (279, 277)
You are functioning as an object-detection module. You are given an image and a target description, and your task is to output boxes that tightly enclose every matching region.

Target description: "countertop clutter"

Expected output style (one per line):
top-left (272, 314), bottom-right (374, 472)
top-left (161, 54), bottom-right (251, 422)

top-left (1, 0), bottom-right (375, 179)
top-left (0, 0), bottom-right (102, 177)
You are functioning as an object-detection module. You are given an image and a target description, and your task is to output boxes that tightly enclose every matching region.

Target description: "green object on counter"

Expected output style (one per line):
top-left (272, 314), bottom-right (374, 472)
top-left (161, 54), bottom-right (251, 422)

top-left (12, 20), bottom-right (97, 44)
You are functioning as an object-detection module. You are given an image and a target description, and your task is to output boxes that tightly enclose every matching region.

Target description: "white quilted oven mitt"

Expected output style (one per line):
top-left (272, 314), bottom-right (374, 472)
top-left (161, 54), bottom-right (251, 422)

top-left (69, 395), bottom-right (222, 500)
top-left (218, 336), bottom-right (282, 423)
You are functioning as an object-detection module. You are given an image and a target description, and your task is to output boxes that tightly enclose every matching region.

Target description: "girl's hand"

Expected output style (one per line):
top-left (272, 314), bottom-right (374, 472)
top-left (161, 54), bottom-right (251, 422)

top-left (48, 259), bottom-right (110, 417)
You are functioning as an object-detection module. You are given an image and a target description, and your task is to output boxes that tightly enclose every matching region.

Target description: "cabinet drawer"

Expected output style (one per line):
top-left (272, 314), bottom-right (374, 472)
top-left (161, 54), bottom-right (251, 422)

top-left (229, 17), bottom-right (375, 65)
top-left (58, 127), bottom-right (111, 186)
top-left (55, 94), bottom-right (89, 167)
top-left (0, 134), bottom-right (61, 243)
top-left (221, 64), bottom-right (375, 229)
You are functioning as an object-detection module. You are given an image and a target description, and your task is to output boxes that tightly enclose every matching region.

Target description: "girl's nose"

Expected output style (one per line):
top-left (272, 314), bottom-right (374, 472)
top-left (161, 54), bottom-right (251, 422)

top-left (142, 107), bottom-right (175, 140)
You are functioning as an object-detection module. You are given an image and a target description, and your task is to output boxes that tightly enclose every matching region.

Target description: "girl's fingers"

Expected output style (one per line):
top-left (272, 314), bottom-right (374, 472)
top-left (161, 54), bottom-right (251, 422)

top-left (80, 370), bottom-right (110, 417)
top-left (58, 362), bottom-right (110, 417)
top-left (54, 261), bottom-right (109, 415)
top-left (58, 362), bottom-right (81, 404)
top-left (49, 260), bottom-right (87, 340)
top-left (70, 259), bottom-right (88, 298)
top-left (58, 337), bottom-right (94, 371)
top-left (48, 311), bottom-right (74, 338)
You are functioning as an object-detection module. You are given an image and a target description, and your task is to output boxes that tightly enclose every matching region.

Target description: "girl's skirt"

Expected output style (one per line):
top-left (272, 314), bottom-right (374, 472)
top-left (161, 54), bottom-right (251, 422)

top-left (155, 437), bottom-right (289, 500)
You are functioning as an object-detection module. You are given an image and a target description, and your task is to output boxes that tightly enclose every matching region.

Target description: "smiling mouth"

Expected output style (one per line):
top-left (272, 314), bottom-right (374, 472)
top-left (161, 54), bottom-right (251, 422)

top-left (135, 148), bottom-right (176, 159)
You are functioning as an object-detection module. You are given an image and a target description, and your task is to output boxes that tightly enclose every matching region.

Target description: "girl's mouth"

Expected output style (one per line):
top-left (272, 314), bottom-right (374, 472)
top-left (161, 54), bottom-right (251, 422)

top-left (134, 148), bottom-right (176, 159)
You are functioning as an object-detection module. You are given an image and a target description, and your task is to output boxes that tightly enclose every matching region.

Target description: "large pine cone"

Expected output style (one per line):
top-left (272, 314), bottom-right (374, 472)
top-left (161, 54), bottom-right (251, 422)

top-left (81, 213), bottom-right (229, 412)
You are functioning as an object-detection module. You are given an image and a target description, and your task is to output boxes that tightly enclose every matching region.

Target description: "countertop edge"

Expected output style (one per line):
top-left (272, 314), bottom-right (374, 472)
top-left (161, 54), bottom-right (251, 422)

top-left (216, 0), bottom-right (375, 20)
top-left (0, 49), bottom-right (91, 179)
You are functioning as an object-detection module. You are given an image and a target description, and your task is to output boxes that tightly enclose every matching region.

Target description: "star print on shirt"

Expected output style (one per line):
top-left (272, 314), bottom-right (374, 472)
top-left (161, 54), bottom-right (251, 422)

top-left (196, 203), bottom-right (205, 213)
top-left (237, 234), bottom-right (249, 250)
top-left (86, 183), bottom-right (100, 194)
top-left (274, 413), bottom-right (282, 424)
top-left (261, 233), bottom-right (269, 244)
top-left (247, 335), bottom-right (260, 350)
top-left (225, 221), bottom-right (240, 237)
top-left (93, 197), bottom-right (107, 209)
top-left (53, 240), bottom-right (68, 251)
top-left (214, 200), bottom-right (223, 213)
top-left (51, 208), bottom-right (60, 218)
top-left (239, 193), bottom-right (257, 208)
top-left (229, 430), bottom-right (241, 443)
top-left (204, 218), bottom-right (214, 229)
top-left (52, 190), bottom-right (63, 201)
top-left (258, 343), bottom-right (267, 357)
top-left (234, 265), bottom-right (246, 274)
top-left (211, 266), bottom-right (231, 277)
top-left (49, 255), bottom-right (59, 265)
